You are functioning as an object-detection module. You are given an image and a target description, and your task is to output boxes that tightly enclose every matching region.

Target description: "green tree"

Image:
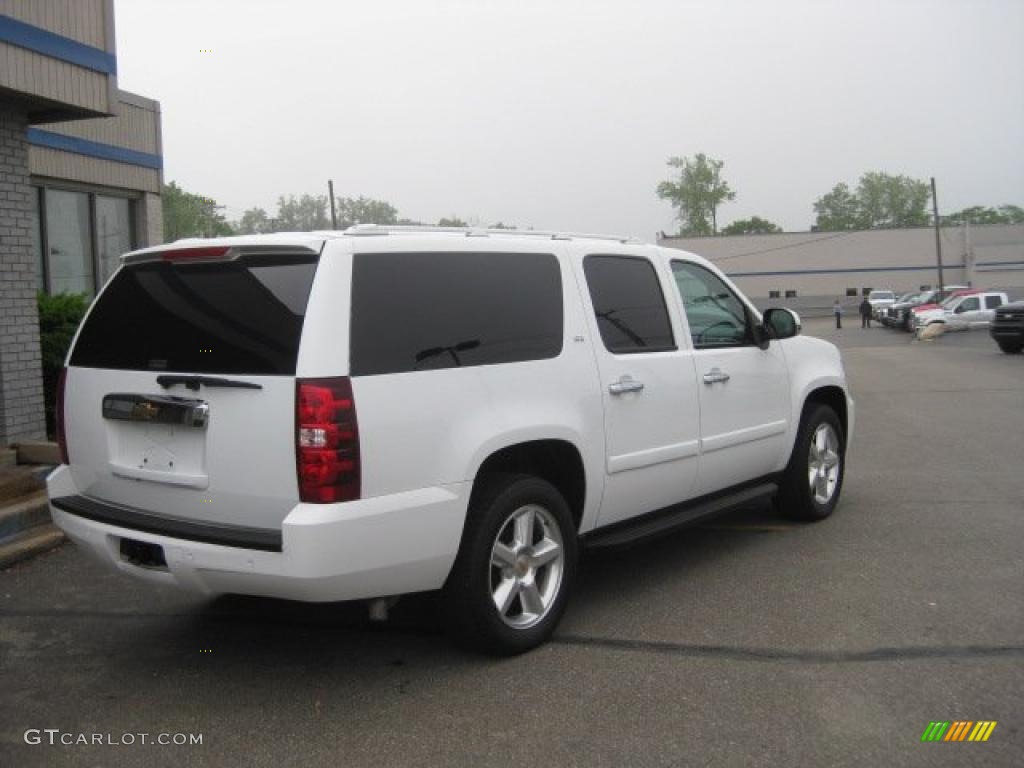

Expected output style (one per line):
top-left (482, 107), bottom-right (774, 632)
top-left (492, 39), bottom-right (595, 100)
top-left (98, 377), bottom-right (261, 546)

top-left (275, 194), bottom-right (330, 231)
top-left (856, 172), bottom-right (930, 228)
top-left (437, 216), bottom-right (468, 227)
top-left (813, 172), bottom-right (930, 231)
top-left (235, 207), bottom-right (273, 234)
top-left (812, 182), bottom-right (861, 231)
top-left (720, 216), bottom-right (781, 235)
top-left (656, 153), bottom-right (736, 236)
top-left (162, 181), bottom-right (233, 240)
top-left (942, 204), bottom-right (1024, 226)
top-left (335, 196), bottom-right (399, 228)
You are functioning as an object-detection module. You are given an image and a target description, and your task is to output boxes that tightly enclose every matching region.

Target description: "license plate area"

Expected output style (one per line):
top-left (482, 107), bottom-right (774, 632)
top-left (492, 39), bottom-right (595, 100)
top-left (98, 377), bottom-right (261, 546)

top-left (119, 537), bottom-right (167, 569)
top-left (103, 394), bottom-right (209, 488)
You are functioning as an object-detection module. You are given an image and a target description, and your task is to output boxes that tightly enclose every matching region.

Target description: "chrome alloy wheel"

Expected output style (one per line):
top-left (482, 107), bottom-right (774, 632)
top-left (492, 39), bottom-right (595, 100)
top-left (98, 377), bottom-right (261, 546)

top-left (489, 504), bottom-right (564, 629)
top-left (808, 423), bottom-right (841, 504)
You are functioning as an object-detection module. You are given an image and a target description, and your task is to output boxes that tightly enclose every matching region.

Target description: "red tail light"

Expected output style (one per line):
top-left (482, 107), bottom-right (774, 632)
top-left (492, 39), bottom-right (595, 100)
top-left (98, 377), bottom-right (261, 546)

top-left (160, 246), bottom-right (233, 262)
top-left (56, 367), bottom-right (69, 464)
top-left (295, 377), bottom-right (360, 503)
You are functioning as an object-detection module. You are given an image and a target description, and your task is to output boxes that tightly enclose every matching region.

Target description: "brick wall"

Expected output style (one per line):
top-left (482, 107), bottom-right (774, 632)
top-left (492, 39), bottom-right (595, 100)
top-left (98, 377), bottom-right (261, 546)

top-left (0, 106), bottom-right (47, 445)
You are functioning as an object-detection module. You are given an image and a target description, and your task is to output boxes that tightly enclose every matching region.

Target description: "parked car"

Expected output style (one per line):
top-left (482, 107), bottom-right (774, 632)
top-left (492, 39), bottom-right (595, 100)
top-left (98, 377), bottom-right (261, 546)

top-left (990, 301), bottom-right (1024, 354)
top-left (912, 290), bottom-right (1008, 333)
top-left (47, 227), bottom-right (854, 655)
top-left (883, 286), bottom-right (968, 331)
top-left (879, 292), bottom-right (920, 327)
top-left (867, 289), bottom-right (897, 319)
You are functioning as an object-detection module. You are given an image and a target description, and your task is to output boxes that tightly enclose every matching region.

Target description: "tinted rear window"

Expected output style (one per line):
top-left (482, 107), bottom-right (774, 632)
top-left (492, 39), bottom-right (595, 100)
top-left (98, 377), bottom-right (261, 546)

top-left (584, 255), bottom-right (675, 354)
top-left (70, 255), bottom-right (319, 375)
top-left (350, 251), bottom-right (563, 376)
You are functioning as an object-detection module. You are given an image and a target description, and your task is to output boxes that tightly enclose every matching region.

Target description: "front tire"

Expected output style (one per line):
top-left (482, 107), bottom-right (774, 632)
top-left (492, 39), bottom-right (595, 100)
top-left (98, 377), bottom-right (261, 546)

top-left (996, 340), bottom-right (1023, 354)
top-left (443, 474), bottom-right (577, 655)
top-left (778, 404), bottom-right (845, 521)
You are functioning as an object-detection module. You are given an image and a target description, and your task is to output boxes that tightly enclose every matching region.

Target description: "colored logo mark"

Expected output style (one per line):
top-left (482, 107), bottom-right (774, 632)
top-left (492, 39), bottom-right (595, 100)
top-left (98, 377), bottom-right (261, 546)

top-left (921, 721), bottom-right (997, 742)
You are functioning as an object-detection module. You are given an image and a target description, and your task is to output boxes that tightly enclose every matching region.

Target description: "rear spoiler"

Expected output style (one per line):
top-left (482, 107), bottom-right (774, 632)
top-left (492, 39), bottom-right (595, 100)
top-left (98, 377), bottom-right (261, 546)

top-left (122, 243), bottom-right (321, 265)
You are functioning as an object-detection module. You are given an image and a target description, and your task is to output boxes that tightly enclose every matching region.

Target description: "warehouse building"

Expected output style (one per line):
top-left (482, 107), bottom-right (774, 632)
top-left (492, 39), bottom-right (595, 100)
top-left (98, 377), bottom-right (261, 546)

top-left (1, 0), bottom-right (163, 446)
top-left (660, 224), bottom-right (1024, 315)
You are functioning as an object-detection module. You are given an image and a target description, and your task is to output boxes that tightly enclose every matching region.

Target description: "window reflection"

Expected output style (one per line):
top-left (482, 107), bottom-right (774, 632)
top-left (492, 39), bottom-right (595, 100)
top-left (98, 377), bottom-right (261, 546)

top-left (44, 189), bottom-right (93, 296)
top-left (96, 196), bottom-right (132, 285)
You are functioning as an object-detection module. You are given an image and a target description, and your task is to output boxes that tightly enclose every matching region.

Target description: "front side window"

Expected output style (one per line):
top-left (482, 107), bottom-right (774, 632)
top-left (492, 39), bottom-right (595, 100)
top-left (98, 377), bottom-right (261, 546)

top-left (671, 261), bottom-right (752, 349)
top-left (583, 255), bottom-right (675, 354)
top-left (955, 297), bottom-right (980, 313)
top-left (350, 251), bottom-right (563, 376)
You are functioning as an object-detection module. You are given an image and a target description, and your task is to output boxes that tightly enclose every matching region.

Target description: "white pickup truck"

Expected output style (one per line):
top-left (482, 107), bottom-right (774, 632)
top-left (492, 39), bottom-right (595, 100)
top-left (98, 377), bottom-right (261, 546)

top-left (912, 290), bottom-right (1009, 333)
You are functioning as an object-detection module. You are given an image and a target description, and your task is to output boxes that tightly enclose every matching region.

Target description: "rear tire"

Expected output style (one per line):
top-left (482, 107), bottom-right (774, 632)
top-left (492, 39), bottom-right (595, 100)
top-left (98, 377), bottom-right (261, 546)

top-left (778, 404), bottom-right (845, 522)
top-left (996, 340), bottom-right (1023, 354)
top-left (443, 473), bottom-right (577, 655)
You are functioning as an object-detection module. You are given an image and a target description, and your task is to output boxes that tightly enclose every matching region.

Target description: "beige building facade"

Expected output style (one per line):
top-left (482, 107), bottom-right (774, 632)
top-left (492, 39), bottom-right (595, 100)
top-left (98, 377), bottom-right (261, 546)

top-left (1, 1), bottom-right (163, 444)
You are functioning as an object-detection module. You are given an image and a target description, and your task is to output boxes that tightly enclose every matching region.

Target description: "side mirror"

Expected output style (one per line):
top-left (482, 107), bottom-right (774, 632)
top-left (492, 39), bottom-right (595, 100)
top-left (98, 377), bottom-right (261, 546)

top-left (763, 307), bottom-right (801, 341)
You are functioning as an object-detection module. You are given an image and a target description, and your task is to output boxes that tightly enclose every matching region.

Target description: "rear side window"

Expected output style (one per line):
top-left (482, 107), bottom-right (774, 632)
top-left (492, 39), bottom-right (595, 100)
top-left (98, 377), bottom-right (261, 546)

top-left (70, 255), bottom-right (319, 375)
top-left (583, 255), bottom-right (675, 354)
top-left (350, 251), bottom-right (563, 376)
top-left (985, 295), bottom-right (1003, 309)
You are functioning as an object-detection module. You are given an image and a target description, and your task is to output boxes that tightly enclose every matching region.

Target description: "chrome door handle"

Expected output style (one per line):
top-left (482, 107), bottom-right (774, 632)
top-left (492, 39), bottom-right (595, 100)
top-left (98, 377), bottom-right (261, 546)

top-left (608, 375), bottom-right (645, 395)
top-left (702, 368), bottom-right (731, 385)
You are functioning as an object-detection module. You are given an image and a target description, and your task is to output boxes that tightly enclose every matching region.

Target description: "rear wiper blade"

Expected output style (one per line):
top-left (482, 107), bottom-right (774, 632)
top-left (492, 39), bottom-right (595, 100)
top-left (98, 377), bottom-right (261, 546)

top-left (156, 375), bottom-right (262, 391)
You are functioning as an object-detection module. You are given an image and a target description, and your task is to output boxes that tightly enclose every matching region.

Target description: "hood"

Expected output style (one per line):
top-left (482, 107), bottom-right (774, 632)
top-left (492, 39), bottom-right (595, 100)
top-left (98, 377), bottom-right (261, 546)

top-left (912, 303), bottom-right (941, 314)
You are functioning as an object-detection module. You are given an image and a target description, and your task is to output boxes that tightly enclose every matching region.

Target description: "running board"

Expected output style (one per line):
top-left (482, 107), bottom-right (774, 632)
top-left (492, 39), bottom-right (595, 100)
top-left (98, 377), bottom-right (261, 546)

top-left (583, 482), bottom-right (778, 550)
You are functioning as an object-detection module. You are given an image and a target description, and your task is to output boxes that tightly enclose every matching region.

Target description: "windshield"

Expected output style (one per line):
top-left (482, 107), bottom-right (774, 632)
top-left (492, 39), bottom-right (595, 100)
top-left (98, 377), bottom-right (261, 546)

top-left (868, 291), bottom-right (894, 300)
top-left (940, 293), bottom-right (969, 308)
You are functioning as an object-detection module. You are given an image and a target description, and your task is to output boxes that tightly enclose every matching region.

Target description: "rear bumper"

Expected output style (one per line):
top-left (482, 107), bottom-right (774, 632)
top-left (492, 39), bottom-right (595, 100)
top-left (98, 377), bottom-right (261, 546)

top-left (47, 466), bottom-right (469, 602)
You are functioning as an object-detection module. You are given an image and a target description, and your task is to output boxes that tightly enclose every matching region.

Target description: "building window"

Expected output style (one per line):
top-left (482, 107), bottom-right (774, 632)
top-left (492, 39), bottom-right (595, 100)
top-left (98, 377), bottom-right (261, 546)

top-left (96, 196), bottom-right (133, 285)
top-left (862, 287), bottom-right (873, 296)
top-left (846, 288), bottom-right (857, 297)
top-left (44, 189), bottom-right (93, 296)
top-left (785, 289), bottom-right (797, 298)
top-left (33, 186), bottom-right (136, 297)
top-left (768, 290), bottom-right (780, 299)
top-left (31, 188), bottom-right (45, 291)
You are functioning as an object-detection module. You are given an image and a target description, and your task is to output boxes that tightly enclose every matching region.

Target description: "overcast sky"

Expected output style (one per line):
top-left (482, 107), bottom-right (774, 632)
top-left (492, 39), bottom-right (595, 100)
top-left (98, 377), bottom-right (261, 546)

top-left (114, 0), bottom-right (1024, 238)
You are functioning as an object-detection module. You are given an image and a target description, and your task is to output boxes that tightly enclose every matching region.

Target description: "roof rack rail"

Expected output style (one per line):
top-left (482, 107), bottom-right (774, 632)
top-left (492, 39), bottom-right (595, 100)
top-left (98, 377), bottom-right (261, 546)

top-left (342, 223), bottom-right (641, 244)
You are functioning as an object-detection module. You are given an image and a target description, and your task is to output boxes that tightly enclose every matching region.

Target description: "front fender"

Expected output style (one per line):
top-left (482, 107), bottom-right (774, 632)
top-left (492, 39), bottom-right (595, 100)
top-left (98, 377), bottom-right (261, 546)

top-left (776, 336), bottom-right (854, 466)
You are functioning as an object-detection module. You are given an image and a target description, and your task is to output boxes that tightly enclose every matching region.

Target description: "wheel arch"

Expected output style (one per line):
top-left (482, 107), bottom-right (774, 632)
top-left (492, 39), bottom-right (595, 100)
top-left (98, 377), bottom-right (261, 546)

top-left (470, 439), bottom-right (588, 534)
top-left (803, 385), bottom-right (849, 441)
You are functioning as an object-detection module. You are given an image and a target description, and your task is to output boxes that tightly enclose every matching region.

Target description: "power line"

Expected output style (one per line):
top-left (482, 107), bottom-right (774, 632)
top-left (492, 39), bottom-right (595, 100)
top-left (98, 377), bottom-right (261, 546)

top-left (701, 231), bottom-right (859, 263)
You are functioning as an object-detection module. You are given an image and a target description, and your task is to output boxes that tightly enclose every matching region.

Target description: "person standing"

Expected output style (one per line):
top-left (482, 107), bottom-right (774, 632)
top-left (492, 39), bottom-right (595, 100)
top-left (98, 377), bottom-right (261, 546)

top-left (859, 297), bottom-right (872, 328)
top-left (833, 299), bottom-right (842, 329)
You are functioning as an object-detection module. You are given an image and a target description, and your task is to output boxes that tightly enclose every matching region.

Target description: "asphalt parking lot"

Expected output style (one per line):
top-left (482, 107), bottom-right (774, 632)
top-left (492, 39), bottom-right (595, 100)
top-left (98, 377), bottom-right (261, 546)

top-left (1, 318), bottom-right (1021, 767)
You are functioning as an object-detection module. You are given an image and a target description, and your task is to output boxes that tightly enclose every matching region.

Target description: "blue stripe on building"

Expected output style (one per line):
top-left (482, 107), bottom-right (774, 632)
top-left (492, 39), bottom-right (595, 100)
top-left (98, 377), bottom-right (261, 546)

top-left (0, 15), bottom-right (117, 74)
top-left (26, 128), bottom-right (162, 170)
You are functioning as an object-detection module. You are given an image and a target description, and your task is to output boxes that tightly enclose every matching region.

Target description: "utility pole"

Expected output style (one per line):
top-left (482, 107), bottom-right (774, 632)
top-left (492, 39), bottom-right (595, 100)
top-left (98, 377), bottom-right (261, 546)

top-left (328, 180), bottom-right (337, 230)
top-left (931, 177), bottom-right (944, 290)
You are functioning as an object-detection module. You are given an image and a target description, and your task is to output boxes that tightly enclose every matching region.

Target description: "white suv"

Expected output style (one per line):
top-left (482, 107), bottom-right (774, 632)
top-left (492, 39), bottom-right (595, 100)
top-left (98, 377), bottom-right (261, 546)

top-left (48, 227), bottom-right (854, 654)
